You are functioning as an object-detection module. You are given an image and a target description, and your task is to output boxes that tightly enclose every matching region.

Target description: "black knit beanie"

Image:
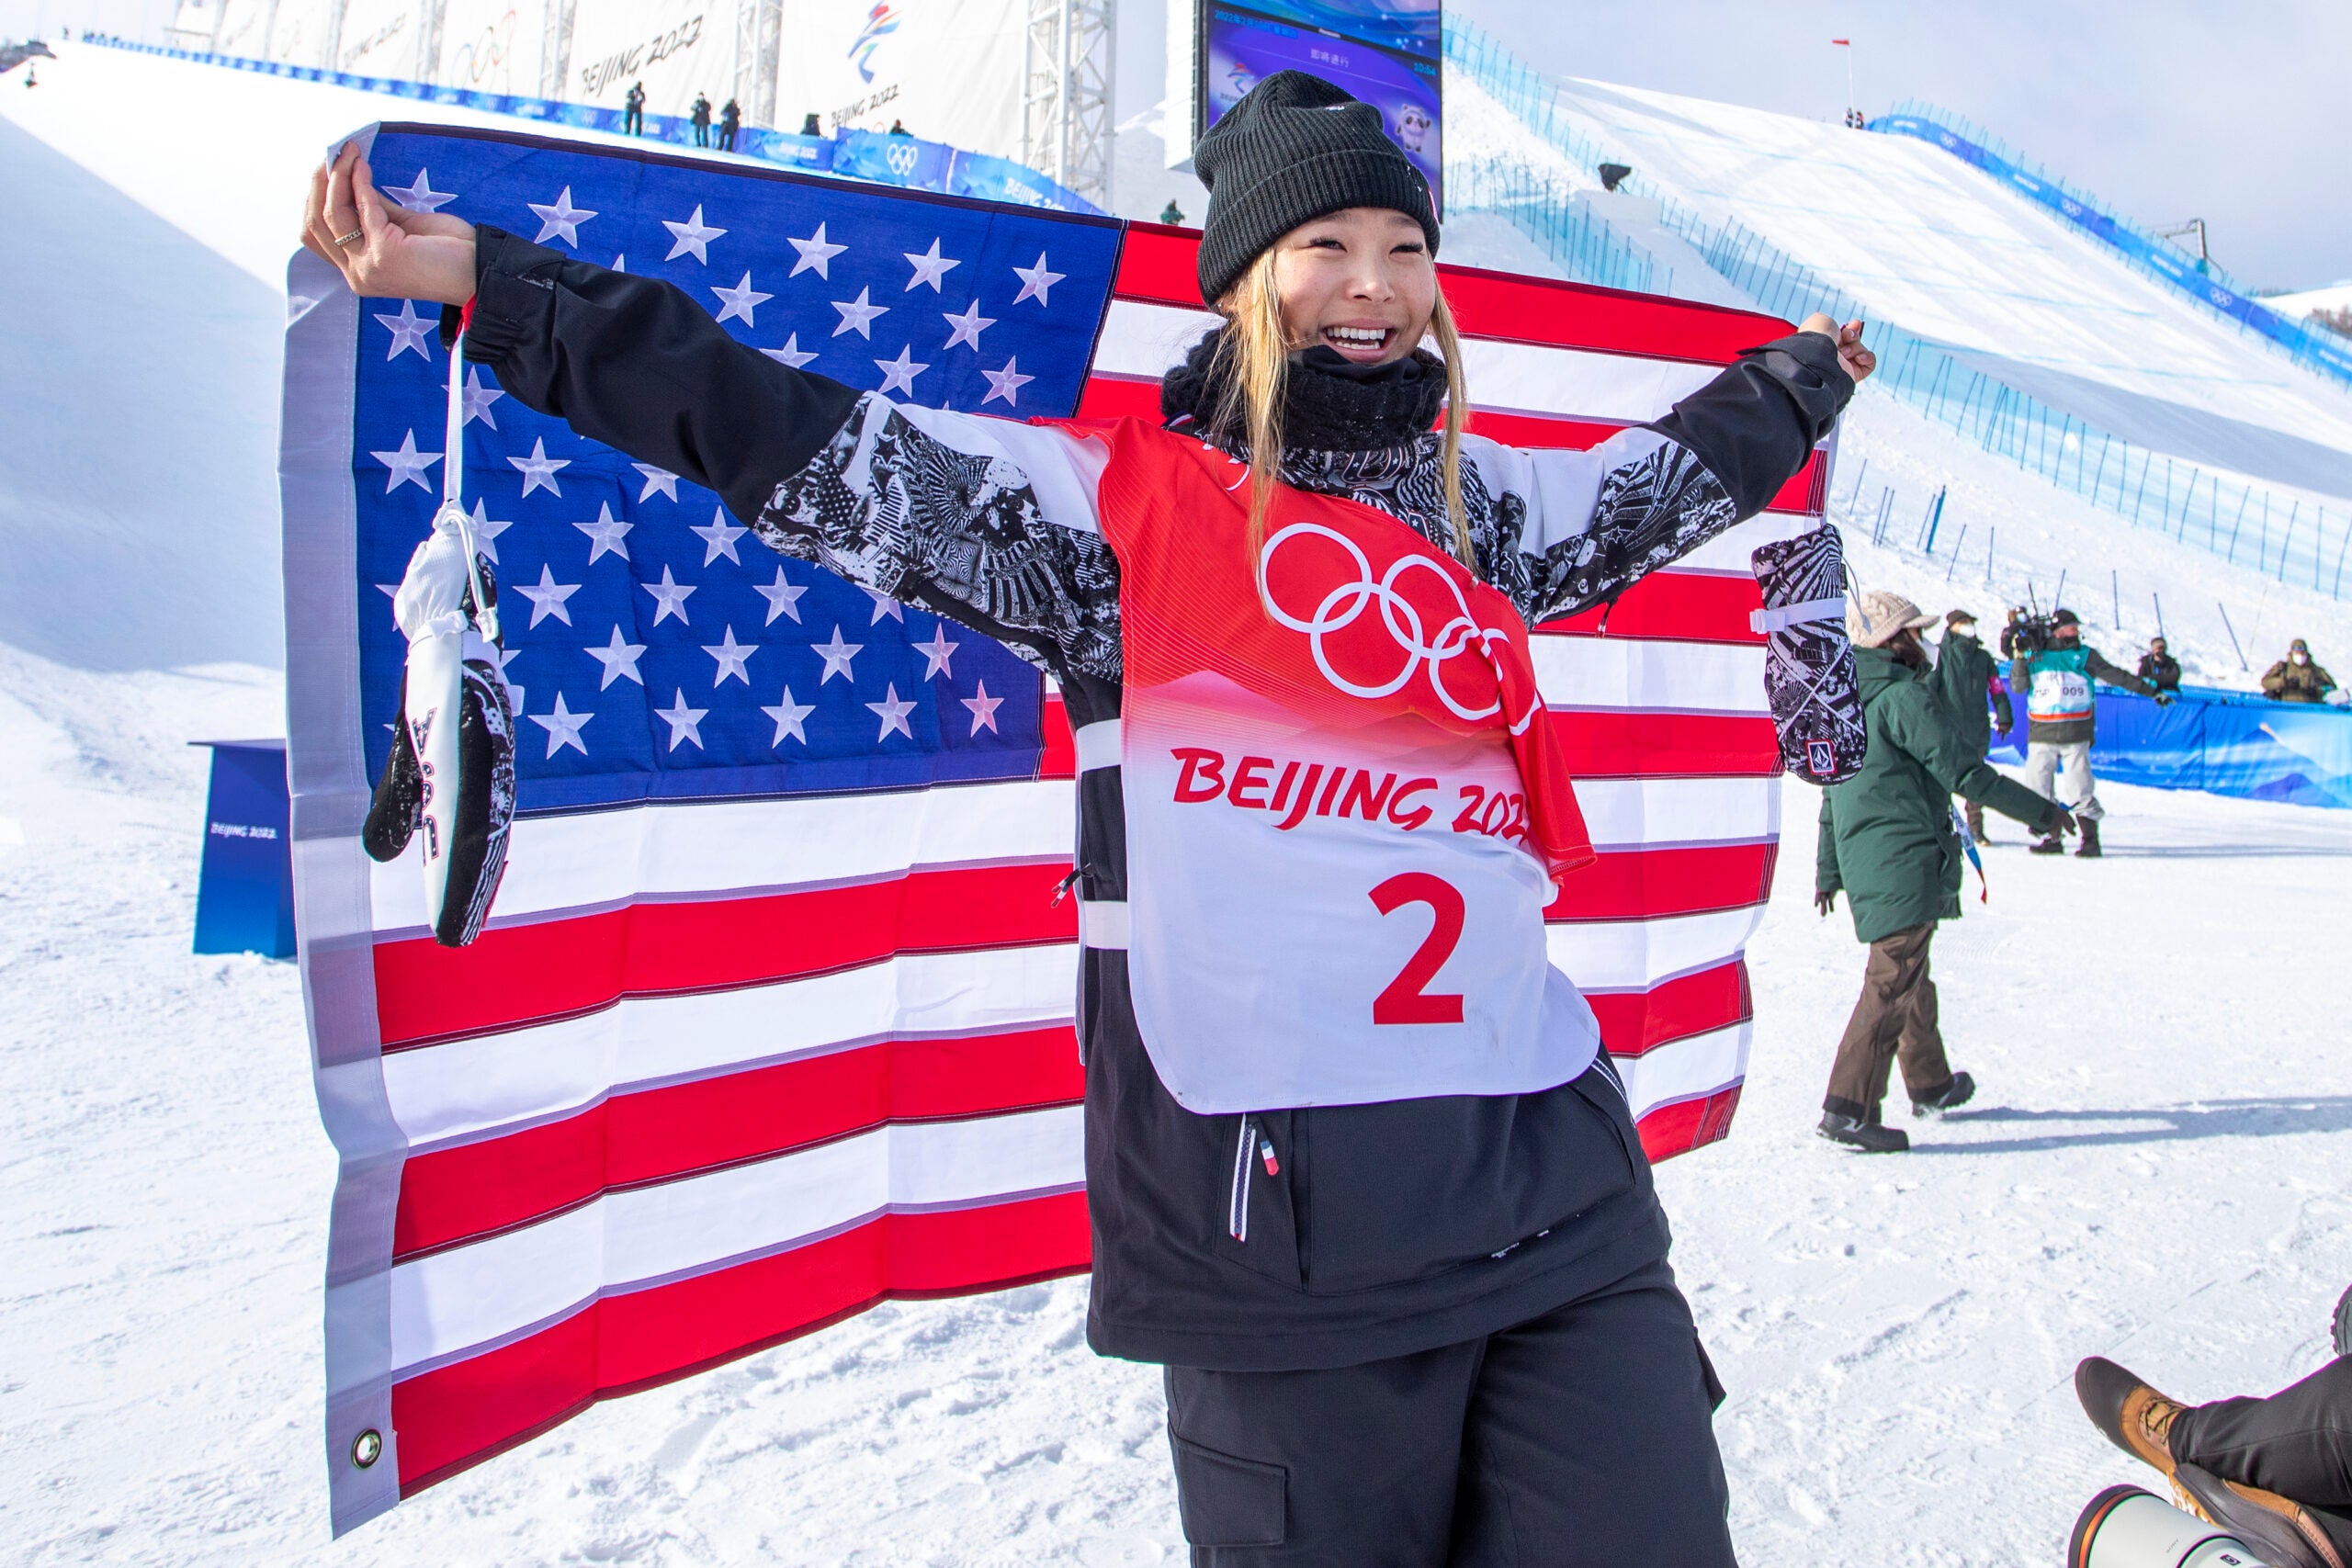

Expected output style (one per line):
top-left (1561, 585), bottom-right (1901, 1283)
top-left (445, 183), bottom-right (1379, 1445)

top-left (1192, 70), bottom-right (1439, 304)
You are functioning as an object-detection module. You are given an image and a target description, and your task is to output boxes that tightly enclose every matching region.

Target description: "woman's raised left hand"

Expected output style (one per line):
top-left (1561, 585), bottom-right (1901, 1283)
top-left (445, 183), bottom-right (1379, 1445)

top-left (1797, 312), bottom-right (1877, 385)
top-left (301, 141), bottom-right (478, 305)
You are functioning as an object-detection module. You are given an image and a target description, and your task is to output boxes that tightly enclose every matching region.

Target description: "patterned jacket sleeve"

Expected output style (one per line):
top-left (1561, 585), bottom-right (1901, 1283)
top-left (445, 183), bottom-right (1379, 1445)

top-left (455, 224), bottom-right (1124, 683)
top-left (1462, 332), bottom-right (1854, 625)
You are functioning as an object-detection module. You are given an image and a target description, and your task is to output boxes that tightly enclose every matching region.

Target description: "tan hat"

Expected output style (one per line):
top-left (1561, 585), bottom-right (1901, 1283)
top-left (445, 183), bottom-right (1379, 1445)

top-left (1848, 588), bottom-right (1938, 649)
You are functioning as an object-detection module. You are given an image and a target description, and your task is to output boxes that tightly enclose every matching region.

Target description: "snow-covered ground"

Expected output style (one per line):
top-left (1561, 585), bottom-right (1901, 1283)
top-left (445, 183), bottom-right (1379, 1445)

top-left (7, 41), bottom-right (2352, 1568)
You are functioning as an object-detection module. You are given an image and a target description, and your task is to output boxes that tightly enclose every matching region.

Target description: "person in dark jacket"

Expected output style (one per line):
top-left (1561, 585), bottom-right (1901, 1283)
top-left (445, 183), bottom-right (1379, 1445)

top-left (718, 97), bottom-right (741, 152)
top-left (2136, 635), bottom-right (2182, 693)
top-left (2013, 609), bottom-right (2165, 858)
top-left (302, 72), bottom-right (1877, 1561)
top-left (1816, 592), bottom-right (2075, 1153)
top-left (1930, 607), bottom-right (2013, 845)
top-left (2263, 638), bottom-right (2338, 704)
top-left (690, 92), bottom-right (712, 147)
top-left (1998, 605), bottom-right (2030, 660)
top-left (623, 81), bottom-right (646, 137)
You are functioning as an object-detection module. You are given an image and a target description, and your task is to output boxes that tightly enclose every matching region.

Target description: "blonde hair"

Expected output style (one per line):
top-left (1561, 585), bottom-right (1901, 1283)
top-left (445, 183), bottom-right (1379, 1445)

top-left (1210, 249), bottom-right (1476, 571)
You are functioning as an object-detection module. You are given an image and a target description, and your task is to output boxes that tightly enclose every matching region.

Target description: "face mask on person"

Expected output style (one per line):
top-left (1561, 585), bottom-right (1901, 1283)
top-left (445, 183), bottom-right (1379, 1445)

top-left (2294, 651), bottom-right (2310, 665)
top-left (1950, 620), bottom-right (1976, 640)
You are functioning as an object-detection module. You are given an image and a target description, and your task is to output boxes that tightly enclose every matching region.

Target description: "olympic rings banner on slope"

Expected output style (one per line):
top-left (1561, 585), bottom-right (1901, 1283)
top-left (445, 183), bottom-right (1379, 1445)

top-left (1871, 114), bottom-right (2352, 389)
top-left (85, 37), bottom-right (1102, 214)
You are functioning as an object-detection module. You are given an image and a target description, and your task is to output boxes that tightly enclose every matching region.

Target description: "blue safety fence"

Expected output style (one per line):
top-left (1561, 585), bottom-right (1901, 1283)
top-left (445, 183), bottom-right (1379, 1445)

top-left (1872, 105), bottom-right (2352, 391)
top-left (85, 36), bottom-right (1102, 214)
top-left (1442, 20), bottom-right (2352, 602)
top-left (1986, 687), bottom-right (2352, 810)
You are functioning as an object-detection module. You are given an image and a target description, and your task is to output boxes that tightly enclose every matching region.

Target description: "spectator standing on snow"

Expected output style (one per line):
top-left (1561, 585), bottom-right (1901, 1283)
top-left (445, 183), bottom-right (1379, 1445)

top-left (1929, 608), bottom-right (2013, 845)
top-left (718, 98), bottom-right (741, 152)
top-left (623, 81), bottom-right (646, 137)
top-left (1815, 592), bottom-right (2075, 1153)
top-left (2262, 638), bottom-right (2337, 704)
top-left (799, 111), bottom-right (821, 135)
top-left (1160, 199), bottom-right (1186, 225)
top-left (888, 118), bottom-right (911, 135)
top-left (2136, 636), bottom-right (2182, 693)
top-left (303, 67), bottom-right (1880, 1560)
top-left (690, 93), bottom-right (712, 148)
top-left (2012, 608), bottom-right (2165, 858)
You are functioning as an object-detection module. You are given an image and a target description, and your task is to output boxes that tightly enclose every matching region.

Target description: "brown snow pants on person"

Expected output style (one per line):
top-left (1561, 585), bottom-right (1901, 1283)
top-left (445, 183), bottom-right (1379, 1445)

top-left (1824, 922), bottom-right (1955, 1122)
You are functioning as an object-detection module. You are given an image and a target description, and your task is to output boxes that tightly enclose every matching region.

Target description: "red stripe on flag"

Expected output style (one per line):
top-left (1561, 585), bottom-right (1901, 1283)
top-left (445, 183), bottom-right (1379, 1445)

top-left (1537, 570), bottom-right (1764, 646)
top-left (1553, 711), bottom-right (1782, 777)
top-left (1040, 694), bottom-right (1075, 778)
top-left (1110, 222), bottom-right (1199, 306)
top-left (1634, 1083), bottom-right (1745, 1161)
top-left (1548, 840), bottom-right (1778, 922)
top-left (1586, 960), bottom-right (1752, 1057)
top-left (1437, 264), bottom-right (1794, 364)
top-left (394, 1031), bottom-right (1085, 1260)
top-left (390, 1192), bottom-right (1091, 1497)
top-left (374, 863), bottom-right (1080, 1049)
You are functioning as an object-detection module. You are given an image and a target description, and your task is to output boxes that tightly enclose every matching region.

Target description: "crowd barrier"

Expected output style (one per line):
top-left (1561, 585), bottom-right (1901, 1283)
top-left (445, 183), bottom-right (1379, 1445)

top-left (82, 36), bottom-right (1102, 214)
top-left (1988, 686), bottom-right (2352, 810)
top-left (1442, 20), bottom-right (2352, 602)
top-left (1873, 107), bottom-right (2352, 392)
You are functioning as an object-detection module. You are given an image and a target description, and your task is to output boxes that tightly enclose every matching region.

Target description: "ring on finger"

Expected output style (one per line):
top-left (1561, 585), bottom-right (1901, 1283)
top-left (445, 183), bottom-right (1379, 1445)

top-left (334, 229), bottom-right (364, 247)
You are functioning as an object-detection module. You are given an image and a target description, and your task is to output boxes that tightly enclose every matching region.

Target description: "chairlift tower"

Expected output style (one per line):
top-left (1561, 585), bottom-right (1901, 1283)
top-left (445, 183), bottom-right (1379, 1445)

top-left (1023, 0), bottom-right (1114, 207)
top-left (733, 0), bottom-right (782, 127)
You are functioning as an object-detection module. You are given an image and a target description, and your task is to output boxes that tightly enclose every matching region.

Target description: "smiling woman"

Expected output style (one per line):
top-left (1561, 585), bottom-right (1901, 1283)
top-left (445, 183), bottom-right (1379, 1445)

top-left (300, 62), bottom-right (1871, 1564)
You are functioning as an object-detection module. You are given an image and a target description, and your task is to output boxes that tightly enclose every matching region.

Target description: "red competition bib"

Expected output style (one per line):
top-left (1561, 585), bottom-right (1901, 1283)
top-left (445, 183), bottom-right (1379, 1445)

top-left (1087, 419), bottom-right (1601, 1112)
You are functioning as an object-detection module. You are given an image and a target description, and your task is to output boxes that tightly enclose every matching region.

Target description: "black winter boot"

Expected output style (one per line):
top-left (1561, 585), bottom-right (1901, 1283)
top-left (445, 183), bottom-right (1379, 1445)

top-left (1817, 1111), bottom-right (1909, 1152)
top-left (2030, 831), bottom-right (2066, 854)
top-left (1912, 1070), bottom-right (1976, 1117)
top-left (2075, 818), bottom-right (2102, 857)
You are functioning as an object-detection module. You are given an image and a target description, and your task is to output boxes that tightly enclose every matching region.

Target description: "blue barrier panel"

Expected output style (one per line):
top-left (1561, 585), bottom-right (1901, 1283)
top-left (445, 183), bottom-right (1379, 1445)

top-left (191, 739), bottom-right (295, 956)
top-left (1984, 685), bottom-right (2352, 808)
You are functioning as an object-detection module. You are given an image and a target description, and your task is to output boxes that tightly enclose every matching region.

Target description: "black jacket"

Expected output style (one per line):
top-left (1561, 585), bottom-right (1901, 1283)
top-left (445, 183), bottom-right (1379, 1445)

top-left (450, 224), bottom-right (1851, 1370)
top-left (2137, 651), bottom-right (2182, 692)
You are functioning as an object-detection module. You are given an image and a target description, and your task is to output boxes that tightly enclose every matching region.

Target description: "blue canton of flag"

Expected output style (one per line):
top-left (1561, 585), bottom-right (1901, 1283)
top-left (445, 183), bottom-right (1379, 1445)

top-left (351, 125), bottom-right (1124, 811)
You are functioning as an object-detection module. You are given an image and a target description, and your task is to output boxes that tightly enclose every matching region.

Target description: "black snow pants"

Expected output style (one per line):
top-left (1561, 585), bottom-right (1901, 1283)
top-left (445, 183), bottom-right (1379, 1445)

top-left (1161, 1258), bottom-right (1735, 1566)
top-left (2173, 1357), bottom-right (2352, 1552)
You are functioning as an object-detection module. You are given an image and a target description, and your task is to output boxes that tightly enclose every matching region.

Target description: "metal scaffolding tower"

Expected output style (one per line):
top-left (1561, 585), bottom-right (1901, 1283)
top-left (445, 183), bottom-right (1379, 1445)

top-left (537, 0), bottom-right (575, 102)
top-left (1022, 0), bottom-right (1114, 207)
top-left (732, 0), bottom-right (783, 128)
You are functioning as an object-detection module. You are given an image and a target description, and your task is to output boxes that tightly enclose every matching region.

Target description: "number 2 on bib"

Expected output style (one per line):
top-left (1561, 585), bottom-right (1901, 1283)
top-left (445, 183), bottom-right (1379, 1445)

top-left (1368, 873), bottom-right (1466, 1025)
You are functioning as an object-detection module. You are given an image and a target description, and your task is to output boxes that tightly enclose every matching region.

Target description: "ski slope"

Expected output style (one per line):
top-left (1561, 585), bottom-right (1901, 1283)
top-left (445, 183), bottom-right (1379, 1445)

top-left (6, 41), bottom-right (2352, 1568)
top-left (1476, 71), bottom-right (2352, 510)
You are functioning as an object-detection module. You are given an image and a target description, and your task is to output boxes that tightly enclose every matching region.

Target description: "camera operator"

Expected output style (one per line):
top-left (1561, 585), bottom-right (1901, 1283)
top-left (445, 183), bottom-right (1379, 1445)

top-left (2011, 608), bottom-right (2167, 858)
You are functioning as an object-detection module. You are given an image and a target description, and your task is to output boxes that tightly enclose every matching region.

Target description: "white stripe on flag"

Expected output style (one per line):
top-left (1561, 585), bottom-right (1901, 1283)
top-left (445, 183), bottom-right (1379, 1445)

top-left (384, 945), bottom-right (1081, 1152)
top-left (1616, 1021), bottom-right (1751, 1120)
top-left (369, 779), bottom-right (1076, 930)
top-left (380, 1105), bottom-right (1086, 1375)
top-left (1547, 905), bottom-right (1770, 990)
top-left (1532, 637), bottom-right (1767, 715)
top-left (1572, 775), bottom-right (1780, 852)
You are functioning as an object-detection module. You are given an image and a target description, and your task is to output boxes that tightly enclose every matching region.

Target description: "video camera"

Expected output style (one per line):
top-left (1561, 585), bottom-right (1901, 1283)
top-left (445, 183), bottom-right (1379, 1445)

top-left (2008, 612), bottom-right (2061, 656)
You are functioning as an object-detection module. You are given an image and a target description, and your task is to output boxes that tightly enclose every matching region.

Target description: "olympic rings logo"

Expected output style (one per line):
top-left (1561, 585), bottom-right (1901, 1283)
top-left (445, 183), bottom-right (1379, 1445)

top-left (1259, 522), bottom-right (1511, 721)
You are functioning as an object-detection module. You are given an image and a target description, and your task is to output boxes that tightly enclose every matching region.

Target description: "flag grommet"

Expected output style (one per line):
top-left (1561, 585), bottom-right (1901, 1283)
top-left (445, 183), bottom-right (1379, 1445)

top-left (351, 1429), bottom-right (383, 1470)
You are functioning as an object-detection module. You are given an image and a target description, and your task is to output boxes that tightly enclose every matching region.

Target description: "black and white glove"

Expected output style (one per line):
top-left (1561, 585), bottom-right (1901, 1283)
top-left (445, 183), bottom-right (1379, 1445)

top-left (1751, 523), bottom-right (1865, 784)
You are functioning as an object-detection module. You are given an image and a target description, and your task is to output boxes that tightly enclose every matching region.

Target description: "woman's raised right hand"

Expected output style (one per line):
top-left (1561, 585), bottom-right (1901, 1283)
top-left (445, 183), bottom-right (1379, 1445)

top-left (301, 141), bottom-right (477, 305)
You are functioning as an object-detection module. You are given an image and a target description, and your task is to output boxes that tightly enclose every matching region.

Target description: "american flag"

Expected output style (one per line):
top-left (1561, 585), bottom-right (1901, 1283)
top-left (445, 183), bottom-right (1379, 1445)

top-left (284, 122), bottom-right (1828, 1533)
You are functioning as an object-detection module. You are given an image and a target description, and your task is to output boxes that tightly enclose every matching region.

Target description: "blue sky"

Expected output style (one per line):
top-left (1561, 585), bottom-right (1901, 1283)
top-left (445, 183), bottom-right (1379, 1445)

top-left (1447, 0), bottom-right (2349, 293)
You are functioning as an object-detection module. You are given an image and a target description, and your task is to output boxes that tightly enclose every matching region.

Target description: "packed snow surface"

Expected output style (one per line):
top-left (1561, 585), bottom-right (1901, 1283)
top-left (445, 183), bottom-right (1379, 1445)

top-left (1471, 70), bottom-right (2352, 506)
top-left (6, 41), bottom-right (2352, 1568)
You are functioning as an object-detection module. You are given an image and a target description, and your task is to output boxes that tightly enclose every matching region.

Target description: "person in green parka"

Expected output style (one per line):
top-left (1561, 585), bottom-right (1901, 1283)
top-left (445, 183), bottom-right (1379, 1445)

top-left (1928, 607), bottom-right (2014, 845)
top-left (1815, 590), bottom-right (2077, 1153)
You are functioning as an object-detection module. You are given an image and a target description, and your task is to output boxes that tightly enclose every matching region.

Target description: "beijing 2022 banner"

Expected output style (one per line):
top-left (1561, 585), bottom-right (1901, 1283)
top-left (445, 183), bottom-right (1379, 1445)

top-left (1197, 0), bottom-right (1442, 207)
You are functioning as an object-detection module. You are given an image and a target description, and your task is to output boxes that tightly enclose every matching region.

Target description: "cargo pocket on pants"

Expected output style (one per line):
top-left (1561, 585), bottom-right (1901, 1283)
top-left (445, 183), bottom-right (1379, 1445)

top-left (1170, 1433), bottom-right (1287, 1548)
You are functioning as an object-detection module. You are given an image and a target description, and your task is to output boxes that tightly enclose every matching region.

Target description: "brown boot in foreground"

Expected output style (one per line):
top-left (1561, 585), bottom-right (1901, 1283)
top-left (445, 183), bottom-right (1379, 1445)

top-left (2075, 1357), bottom-right (2186, 1478)
top-left (2075, 818), bottom-right (2103, 858)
